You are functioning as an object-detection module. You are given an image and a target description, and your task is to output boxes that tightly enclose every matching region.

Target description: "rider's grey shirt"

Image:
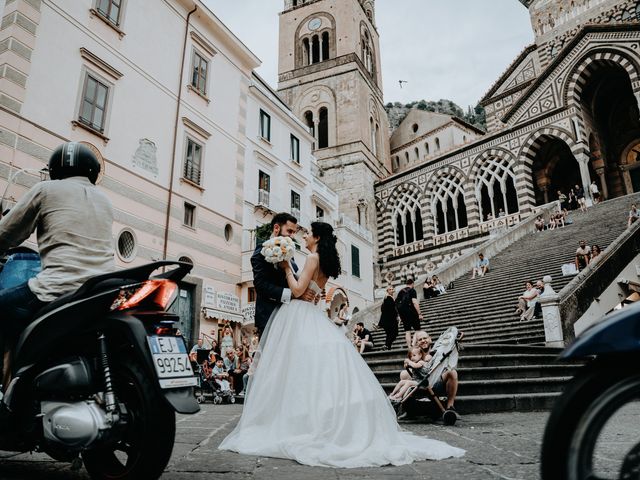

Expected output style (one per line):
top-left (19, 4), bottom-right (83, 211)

top-left (0, 176), bottom-right (114, 302)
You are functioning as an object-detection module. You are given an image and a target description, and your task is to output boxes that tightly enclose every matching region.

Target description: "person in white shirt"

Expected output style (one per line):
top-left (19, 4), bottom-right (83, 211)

top-left (0, 142), bottom-right (114, 342)
top-left (589, 180), bottom-right (600, 204)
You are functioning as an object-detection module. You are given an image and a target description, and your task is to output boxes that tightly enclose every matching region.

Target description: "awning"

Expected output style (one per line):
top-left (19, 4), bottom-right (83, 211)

top-left (203, 308), bottom-right (244, 324)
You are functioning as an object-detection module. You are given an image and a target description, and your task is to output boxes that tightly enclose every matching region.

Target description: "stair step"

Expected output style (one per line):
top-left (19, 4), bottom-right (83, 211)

top-left (373, 364), bottom-right (581, 382)
top-left (382, 376), bottom-right (572, 396)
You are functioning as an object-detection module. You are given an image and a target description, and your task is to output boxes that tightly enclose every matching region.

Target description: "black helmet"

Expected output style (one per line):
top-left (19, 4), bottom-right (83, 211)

top-left (48, 142), bottom-right (101, 184)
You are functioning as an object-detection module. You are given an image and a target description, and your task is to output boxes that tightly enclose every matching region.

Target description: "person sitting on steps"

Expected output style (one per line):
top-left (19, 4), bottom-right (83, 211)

top-left (471, 253), bottom-right (489, 279)
top-left (397, 331), bottom-right (459, 413)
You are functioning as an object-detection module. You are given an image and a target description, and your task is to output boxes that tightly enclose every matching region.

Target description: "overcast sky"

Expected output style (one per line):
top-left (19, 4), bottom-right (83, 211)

top-left (204, 1), bottom-right (535, 109)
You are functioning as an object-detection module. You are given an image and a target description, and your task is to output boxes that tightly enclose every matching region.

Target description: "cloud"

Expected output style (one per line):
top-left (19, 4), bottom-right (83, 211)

top-left (205, 0), bottom-right (534, 108)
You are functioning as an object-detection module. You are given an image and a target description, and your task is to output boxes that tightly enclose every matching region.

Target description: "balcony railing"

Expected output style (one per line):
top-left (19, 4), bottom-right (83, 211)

top-left (258, 189), bottom-right (270, 208)
top-left (291, 207), bottom-right (301, 220)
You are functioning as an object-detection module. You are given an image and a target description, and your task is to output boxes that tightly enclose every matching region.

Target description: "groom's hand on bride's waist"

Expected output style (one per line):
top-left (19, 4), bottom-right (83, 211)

top-left (299, 288), bottom-right (321, 304)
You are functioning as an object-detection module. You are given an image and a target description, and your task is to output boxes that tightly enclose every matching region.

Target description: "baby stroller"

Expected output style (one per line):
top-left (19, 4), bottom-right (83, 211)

top-left (193, 361), bottom-right (235, 405)
top-left (394, 326), bottom-right (463, 425)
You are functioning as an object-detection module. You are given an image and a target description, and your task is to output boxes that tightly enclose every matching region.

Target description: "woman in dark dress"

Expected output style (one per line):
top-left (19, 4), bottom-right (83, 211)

top-left (379, 286), bottom-right (399, 350)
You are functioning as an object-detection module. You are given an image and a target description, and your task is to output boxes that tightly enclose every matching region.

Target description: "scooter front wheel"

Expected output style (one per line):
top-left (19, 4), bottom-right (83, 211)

top-left (540, 357), bottom-right (640, 480)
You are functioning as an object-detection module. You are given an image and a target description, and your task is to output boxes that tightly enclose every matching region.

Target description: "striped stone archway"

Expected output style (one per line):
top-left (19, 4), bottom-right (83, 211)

top-left (382, 181), bottom-right (426, 253)
top-left (563, 48), bottom-right (640, 109)
top-left (518, 126), bottom-right (580, 209)
top-left (563, 48), bottom-right (640, 199)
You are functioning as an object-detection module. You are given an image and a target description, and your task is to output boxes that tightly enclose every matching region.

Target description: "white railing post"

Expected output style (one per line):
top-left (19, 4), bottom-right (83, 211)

top-left (539, 275), bottom-right (565, 347)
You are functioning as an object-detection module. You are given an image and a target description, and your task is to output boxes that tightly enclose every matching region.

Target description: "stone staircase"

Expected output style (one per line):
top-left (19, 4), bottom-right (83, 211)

top-left (365, 193), bottom-right (640, 414)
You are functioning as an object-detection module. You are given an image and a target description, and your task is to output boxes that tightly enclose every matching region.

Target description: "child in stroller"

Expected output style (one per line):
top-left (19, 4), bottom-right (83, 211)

top-left (388, 347), bottom-right (428, 401)
top-left (210, 358), bottom-right (236, 404)
top-left (194, 357), bottom-right (236, 404)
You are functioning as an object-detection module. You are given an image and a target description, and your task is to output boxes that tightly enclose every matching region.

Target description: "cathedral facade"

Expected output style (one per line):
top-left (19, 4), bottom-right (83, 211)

top-left (375, 0), bottom-right (640, 286)
top-left (275, 0), bottom-right (640, 289)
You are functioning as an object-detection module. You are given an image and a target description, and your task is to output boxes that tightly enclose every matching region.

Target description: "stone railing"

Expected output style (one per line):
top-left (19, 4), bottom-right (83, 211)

top-left (479, 212), bottom-right (523, 235)
top-left (434, 227), bottom-right (470, 246)
top-left (417, 202), bottom-right (558, 291)
top-left (539, 219), bottom-right (640, 346)
top-left (351, 202), bottom-right (558, 329)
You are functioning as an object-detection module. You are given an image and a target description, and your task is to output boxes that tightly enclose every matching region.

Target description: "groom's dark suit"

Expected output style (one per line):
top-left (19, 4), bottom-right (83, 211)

top-left (251, 240), bottom-right (298, 335)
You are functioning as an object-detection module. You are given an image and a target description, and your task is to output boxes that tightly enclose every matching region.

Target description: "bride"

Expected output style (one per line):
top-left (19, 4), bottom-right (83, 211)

top-left (219, 221), bottom-right (464, 468)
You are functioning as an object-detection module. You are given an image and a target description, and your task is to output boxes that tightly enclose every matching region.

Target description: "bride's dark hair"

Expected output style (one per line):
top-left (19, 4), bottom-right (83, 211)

top-left (311, 221), bottom-right (341, 279)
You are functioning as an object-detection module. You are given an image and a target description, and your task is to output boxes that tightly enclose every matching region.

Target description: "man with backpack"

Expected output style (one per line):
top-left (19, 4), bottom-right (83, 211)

top-left (395, 278), bottom-right (423, 349)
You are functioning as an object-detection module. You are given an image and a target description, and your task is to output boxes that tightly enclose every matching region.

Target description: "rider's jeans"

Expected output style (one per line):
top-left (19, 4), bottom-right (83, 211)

top-left (0, 281), bottom-right (46, 340)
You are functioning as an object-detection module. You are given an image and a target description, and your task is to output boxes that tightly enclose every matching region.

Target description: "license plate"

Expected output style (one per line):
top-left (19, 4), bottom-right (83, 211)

top-left (147, 336), bottom-right (197, 389)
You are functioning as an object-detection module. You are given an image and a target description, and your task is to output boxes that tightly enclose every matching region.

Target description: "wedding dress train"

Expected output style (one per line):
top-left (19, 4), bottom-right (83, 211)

top-left (219, 282), bottom-right (465, 468)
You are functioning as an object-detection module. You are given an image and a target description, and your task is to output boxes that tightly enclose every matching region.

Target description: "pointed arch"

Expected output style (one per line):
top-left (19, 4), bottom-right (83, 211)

top-left (426, 167), bottom-right (468, 236)
top-left (519, 126), bottom-right (577, 168)
top-left (470, 149), bottom-right (519, 220)
top-left (386, 183), bottom-right (425, 247)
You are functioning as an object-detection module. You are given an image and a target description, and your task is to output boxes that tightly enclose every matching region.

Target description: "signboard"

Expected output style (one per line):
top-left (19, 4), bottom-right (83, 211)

top-left (216, 291), bottom-right (240, 313)
top-left (242, 302), bottom-right (256, 324)
top-left (203, 285), bottom-right (216, 308)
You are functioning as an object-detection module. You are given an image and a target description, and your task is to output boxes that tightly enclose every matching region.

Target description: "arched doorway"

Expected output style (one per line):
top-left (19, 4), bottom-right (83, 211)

top-left (326, 286), bottom-right (348, 320)
top-left (578, 60), bottom-right (640, 198)
top-left (531, 136), bottom-right (581, 205)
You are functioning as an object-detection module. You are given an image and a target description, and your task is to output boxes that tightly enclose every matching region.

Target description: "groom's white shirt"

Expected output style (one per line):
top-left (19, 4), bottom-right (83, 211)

top-left (280, 259), bottom-right (296, 304)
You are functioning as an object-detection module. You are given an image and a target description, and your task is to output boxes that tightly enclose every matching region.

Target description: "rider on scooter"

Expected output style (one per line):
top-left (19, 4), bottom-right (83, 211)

top-left (0, 142), bottom-right (114, 363)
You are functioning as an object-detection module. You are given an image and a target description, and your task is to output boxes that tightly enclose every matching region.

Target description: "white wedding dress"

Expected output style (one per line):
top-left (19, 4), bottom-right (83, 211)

top-left (219, 281), bottom-right (465, 468)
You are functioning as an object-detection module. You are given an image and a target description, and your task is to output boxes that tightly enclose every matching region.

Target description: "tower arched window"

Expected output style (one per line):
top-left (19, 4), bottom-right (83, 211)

top-left (304, 110), bottom-right (315, 148)
top-left (318, 107), bottom-right (328, 148)
top-left (475, 157), bottom-right (519, 221)
top-left (404, 152), bottom-right (409, 165)
top-left (425, 142), bottom-right (430, 155)
top-left (393, 156), bottom-right (399, 170)
top-left (435, 137), bottom-right (441, 151)
top-left (302, 38), bottom-right (310, 66)
top-left (432, 176), bottom-right (468, 235)
top-left (311, 35), bottom-right (320, 64)
top-left (414, 147), bottom-right (419, 161)
top-left (393, 192), bottom-right (424, 247)
top-left (361, 29), bottom-right (375, 76)
top-left (370, 117), bottom-right (377, 156)
top-left (321, 31), bottom-right (330, 61)
top-left (375, 123), bottom-right (380, 159)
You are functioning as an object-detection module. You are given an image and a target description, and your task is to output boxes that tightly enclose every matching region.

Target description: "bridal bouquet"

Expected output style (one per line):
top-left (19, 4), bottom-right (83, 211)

top-left (261, 236), bottom-right (296, 264)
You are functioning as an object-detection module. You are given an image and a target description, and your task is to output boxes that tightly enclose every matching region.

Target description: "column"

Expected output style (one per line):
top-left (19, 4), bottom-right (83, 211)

top-left (621, 167), bottom-right (633, 195)
top-left (465, 182), bottom-right (481, 236)
top-left (540, 275), bottom-right (565, 347)
top-left (576, 152), bottom-right (592, 206)
top-left (595, 167), bottom-right (608, 201)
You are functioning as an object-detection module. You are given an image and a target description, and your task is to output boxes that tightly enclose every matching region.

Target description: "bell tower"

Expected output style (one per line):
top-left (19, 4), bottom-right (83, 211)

top-left (277, 0), bottom-right (390, 240)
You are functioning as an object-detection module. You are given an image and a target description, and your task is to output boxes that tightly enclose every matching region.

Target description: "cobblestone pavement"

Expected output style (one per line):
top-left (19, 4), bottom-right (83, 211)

top-left (0, 403), bottom-right (635, 479)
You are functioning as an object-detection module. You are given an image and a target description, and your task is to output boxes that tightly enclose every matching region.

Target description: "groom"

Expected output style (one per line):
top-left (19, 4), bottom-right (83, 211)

top-left (251, 212), bottom-right (318, 337)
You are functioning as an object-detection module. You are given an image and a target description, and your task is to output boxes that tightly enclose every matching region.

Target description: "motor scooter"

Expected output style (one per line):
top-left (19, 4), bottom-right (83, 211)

top-left (0, 252), bottom-right (199, 480)
top-left (540, 302), bottom-right (640, 480)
